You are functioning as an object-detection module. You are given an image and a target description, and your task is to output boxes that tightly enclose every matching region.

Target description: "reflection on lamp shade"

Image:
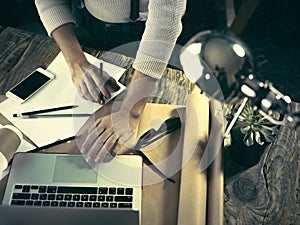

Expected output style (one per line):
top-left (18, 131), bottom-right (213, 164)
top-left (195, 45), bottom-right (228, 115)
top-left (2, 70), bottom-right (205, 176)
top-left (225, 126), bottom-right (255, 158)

top-left (180, 29), bottom-right (254, 101)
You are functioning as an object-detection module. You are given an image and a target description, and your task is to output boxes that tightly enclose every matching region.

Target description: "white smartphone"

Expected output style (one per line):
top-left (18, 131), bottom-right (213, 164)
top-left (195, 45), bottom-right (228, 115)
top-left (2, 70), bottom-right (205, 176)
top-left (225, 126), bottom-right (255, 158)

top-left (6, 68), bottom-right (55, 104)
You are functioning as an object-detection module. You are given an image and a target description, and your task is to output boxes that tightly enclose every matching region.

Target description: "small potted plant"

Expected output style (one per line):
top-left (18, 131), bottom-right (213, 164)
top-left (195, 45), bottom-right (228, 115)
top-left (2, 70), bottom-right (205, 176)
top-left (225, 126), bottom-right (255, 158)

top-left (226, 101), bottom-right (278, 167)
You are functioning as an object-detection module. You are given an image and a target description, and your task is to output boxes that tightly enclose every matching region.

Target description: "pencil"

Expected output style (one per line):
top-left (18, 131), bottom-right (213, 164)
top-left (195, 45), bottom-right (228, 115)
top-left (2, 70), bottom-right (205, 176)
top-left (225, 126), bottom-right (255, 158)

top-left (99, 62), bottom-right (105, 104)
top-left (7, 136), bottom-right (76, 166)
top-left (13, 105), bottom-right (78, 117)
top-left (17, 113), bottom-right (92, 119)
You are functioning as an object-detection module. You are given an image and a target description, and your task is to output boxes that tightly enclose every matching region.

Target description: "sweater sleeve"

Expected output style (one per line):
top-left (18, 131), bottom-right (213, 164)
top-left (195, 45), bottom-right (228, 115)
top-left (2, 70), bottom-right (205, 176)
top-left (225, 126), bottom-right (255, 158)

top-left (35, 0), bottom-right (75, 36)
top-left (132, 0), bottom-right (187, 79)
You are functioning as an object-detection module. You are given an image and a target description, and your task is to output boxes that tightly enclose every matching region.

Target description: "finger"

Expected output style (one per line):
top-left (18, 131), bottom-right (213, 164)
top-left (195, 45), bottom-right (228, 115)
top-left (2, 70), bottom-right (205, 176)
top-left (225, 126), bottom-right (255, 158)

top-left (98, 92), bottom-right (105, 105)
top-left (82, 117), bottom-right (107, 154)
top-left (118, 132), bottom-right (134, 147)
top-left (76, 83), bottom-right (89, 101)
top-left (80, 82), bottom-right (95, 102)
top-left (80, 125), bottom-right (105, 155)
top-left (107, 77), bottom-right (120, 92)
top-left (86, 126), bottom-right (114, 158)
top-left (88, 67), bottom-right (111, 99)
top-left (96, 134), bottom-right (119, 163)
top-left (92, 133), bottom-right (114, 163)
top-left (84, 74), bottom-right (102, 103)
top-left (100, 71), bottom-right (121, 99)
top-left (85, 138), bottom-right (105, 164)
top-left (98, 84), bottom-right (111, 100)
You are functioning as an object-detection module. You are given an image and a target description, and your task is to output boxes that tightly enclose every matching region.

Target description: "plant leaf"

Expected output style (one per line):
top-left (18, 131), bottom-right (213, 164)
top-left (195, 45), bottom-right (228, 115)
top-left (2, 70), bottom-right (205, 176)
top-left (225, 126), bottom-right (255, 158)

top-left (243, 130), bottom-right (254, 146)
top-left (240, 125), bottom-right (250, 134)
top-left (254, 131), bottom-right (265, 145)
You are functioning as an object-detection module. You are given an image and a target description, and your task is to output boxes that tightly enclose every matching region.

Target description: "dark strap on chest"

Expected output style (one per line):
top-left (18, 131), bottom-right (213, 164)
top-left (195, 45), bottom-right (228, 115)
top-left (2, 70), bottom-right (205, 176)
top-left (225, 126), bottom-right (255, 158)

top-left (130, 0), bottom-right (140, 22)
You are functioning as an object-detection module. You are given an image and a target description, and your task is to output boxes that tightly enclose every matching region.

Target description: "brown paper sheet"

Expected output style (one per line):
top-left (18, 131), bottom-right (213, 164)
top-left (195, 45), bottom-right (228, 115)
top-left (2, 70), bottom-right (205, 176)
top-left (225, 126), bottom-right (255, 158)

top-left (177, 93), bottom-right (210, 225)
top-left (137, 103), bottom-right (185, 225)
top-left (206, 99), bottom-right (224, 225)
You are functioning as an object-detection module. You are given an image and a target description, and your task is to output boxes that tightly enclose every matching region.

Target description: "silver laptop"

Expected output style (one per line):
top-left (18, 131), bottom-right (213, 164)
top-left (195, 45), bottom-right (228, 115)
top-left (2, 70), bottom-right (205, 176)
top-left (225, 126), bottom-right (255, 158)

top-left (2, 152), bottom-right (142, 224)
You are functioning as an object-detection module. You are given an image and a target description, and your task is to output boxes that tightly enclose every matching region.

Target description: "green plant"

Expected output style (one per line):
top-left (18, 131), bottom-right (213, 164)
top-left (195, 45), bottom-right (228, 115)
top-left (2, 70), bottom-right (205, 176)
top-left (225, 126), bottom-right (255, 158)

top-left (227, 102), bottom-right (278, 147)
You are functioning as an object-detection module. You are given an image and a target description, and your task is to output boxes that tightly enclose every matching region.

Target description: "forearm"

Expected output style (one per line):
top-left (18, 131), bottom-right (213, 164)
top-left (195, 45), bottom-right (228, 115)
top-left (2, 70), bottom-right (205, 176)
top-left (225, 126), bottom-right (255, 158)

top-left (52, 23), bottom-right (86, 66)
top-left (133, 0), bottom-right (186, 79)
top-left (121, 70), bottom-right (156, 118)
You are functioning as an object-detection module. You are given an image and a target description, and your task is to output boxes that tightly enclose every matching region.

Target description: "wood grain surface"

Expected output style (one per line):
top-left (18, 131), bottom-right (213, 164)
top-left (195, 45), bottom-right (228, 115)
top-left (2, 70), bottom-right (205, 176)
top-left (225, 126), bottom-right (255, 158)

top-left (224, 102), bottom-right (300, 225)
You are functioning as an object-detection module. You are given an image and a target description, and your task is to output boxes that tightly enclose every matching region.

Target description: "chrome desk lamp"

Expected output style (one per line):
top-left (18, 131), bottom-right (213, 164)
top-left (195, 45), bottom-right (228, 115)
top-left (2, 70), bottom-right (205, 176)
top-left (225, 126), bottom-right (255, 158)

top-left (179, 29), bottom-right (299, 133)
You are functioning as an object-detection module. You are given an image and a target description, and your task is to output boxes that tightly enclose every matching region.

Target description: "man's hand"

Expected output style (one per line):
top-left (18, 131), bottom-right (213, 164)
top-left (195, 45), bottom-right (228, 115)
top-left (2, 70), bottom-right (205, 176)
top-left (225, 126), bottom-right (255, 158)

top-left (69, 59), bottom-right (120, 104)
top-left (52, 23), bottom-right (119, 104)
top-left (80, 108), bottom-right (141, 164)
top-left (78, 70), bottom-right (157, 164)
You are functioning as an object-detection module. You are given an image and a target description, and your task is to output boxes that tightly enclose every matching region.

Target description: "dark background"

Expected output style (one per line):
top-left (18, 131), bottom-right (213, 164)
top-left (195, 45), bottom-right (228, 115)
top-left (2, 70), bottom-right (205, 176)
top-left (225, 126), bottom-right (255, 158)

top-left (1, 0), bottom-right (299, 101)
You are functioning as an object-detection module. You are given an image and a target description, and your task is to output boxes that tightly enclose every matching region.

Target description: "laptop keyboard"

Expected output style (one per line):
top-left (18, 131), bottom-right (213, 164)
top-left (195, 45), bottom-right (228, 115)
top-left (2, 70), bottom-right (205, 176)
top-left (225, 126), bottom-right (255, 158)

top-left (10, 184), bottom-right (133, 209)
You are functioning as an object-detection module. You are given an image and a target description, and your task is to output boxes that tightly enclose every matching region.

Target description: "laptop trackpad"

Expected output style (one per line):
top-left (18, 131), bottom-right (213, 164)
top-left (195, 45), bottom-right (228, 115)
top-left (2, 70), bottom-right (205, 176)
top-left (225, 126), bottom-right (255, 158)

top-left (52, 155), bottom-right (97, 183)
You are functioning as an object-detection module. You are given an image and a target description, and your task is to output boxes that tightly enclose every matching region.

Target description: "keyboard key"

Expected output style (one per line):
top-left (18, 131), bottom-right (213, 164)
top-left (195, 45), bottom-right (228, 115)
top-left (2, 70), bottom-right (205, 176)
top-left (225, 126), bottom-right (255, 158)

top-left (98, 187), bottom-right (108, 194)
top-left (42, 201), bottom-right (50, 206)
top-left (98, 195), bottom-right (105, 201)
top-left (31, 185), bottom-right (39, 190)
top-left (67, 202), bottom-right (75, 207)
top-left (40, 194), bottom-right (47, 200)
top-left (109, 188), bottom-right (116, 195)
top-left (110, 203), bottom-right (117, 208)
top-left (47, 186), bottom-right (57, 193)
top-left (84, 202), bottom-right (92, 208)
top-left (11, 200), bottom-right (25, 206)
top-left (76, 202), bottom-right (83, 207)
top-left (59, 202), bottom-right (67, 207)
top-left (39, 186), bottom-right (47, 193)
top-left (93, 202), bottom-right (100, 208)
top-left (34, 201), bottom-right (42, 206)
top-left (26, 200), bottom-right (34, 206)
top-left (51, 201), bottom-right (59, 207)
top-left (125, 188), bottom-right (133, 195)
top-left (117, 188), bottom-right (125, 195)
top-left (12, 193), bottom-right (31, 200)
top-left (48, 194), bottom-right (56, 200)
top-left (81, 195), bottom-right (88, 201)
top-left (118, 203), bottom-right (132, 208)
top-left (56, 194), bottom-right (63, 200)
top-left (22, 185), bottom-right (30, 193)
top-left (31, 194), bottom-right (39, 200)
top-left (89, 195), bottom-right (97, 201)
top-left (64, 195), bottom-right (72, 201)
top-left (73, 195), bottom-right (80, 201)
top-left (58, 187), bottom-right (97, 194)
top-left (101, 203), bottom-right (109, 208)
top-left (115, 196), bottom-right (133, 202)
top-left (106, 196), bottom-right (113, 202)
top-left (14, 185), bottom-right (22, 189)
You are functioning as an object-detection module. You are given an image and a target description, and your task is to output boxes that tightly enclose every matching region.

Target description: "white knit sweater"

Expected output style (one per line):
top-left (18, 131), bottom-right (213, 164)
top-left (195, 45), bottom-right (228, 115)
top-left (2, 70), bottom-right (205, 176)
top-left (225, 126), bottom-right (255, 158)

top-left (35, 0), bottom-right (186, 79)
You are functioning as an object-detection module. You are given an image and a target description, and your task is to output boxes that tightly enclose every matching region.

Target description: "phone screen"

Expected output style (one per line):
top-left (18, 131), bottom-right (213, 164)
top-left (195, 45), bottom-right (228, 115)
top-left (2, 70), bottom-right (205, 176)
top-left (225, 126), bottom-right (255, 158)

top-left (10, 71), bottom-right (51, 100)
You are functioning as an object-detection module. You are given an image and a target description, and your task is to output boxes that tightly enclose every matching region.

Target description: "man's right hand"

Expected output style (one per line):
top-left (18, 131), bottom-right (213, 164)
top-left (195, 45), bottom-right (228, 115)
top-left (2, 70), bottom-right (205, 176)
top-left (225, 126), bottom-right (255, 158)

top-left (51, 23), bottom-right (119, 104)
top-left (69, 59), bottom-right (120, 104)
